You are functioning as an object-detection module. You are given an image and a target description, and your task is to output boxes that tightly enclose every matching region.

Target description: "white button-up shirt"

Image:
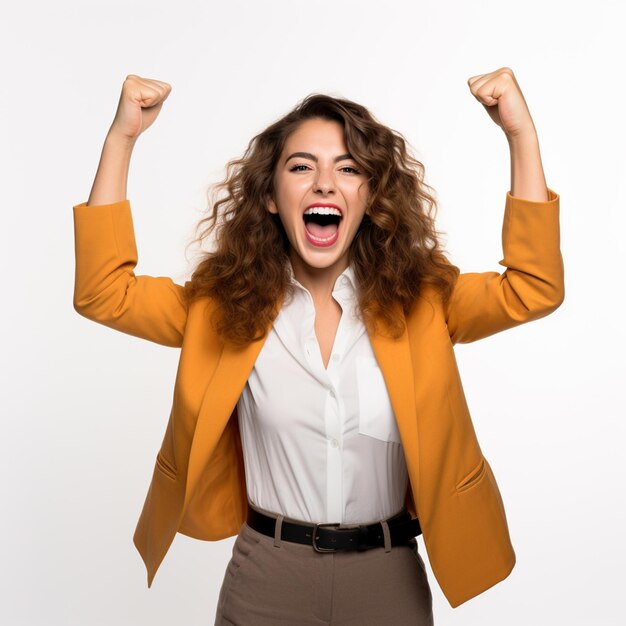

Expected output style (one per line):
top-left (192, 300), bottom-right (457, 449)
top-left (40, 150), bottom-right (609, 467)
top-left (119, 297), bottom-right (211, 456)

top-left (236, 262), bottom-right (409, 525)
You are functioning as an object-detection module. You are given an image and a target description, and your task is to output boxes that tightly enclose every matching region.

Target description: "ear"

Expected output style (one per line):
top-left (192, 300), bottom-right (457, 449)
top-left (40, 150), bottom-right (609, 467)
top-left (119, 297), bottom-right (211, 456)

top-left (266, 194), bottom-right (278, 215)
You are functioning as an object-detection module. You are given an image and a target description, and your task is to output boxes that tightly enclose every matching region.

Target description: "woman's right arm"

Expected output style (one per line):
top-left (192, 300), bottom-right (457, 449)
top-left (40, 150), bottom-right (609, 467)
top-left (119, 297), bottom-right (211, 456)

top-left (73, 75), bottom-right (189, 348)
top-left (86, 130), bottom-right (135, 206)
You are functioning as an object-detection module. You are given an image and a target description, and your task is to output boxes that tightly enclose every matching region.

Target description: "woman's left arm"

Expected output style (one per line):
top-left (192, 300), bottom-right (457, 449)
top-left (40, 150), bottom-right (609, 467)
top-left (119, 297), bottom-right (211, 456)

top-left (469, 66), bottom-right (548, 201)
top-left (444, 67), bottom-right (564, 344)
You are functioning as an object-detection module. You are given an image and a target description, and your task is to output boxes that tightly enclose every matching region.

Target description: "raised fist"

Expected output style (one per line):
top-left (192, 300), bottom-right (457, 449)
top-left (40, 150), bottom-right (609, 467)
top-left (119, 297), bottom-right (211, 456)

top-left (109, 74), bottom-right (172, 141)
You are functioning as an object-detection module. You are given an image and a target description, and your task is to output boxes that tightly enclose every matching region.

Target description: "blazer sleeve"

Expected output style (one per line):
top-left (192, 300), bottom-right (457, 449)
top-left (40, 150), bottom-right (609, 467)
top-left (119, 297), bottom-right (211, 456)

top-left (72, 198), bottom-right (188, 348)
top-left (444, 188), bottom-right (564, 345)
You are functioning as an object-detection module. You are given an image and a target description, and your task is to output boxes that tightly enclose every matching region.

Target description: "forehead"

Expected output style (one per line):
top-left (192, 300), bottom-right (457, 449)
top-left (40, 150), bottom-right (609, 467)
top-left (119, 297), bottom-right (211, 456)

top-left (283, 118), bottom-right (346, 152)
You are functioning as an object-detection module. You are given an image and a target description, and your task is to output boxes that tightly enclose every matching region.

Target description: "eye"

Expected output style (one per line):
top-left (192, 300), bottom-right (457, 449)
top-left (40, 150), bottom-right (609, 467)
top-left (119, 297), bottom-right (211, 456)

top-left (288, 164), bottom-right (361, 174)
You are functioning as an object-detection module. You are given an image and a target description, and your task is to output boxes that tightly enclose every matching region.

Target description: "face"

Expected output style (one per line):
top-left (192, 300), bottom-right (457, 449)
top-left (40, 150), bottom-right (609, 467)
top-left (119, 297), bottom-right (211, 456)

top-left (267, 117), bottom-right (369, 278)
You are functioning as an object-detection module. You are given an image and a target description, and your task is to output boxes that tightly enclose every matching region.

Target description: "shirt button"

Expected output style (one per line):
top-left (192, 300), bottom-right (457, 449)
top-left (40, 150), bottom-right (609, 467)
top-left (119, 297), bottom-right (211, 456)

top-left (330, 438), bottom-right (339, 448)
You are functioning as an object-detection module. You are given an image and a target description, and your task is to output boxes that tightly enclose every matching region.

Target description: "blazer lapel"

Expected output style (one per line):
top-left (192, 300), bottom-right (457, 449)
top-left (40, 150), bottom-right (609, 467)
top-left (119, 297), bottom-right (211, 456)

top-left (368, 303), bottom-right (421, 509)
top-left (183, 319), bottom-right (274, 509)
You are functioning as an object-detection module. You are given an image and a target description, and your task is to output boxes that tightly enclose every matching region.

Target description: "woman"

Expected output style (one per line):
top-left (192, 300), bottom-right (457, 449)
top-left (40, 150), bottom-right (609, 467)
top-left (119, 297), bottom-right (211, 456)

top-left (72, 69), bottom-right (563, 624)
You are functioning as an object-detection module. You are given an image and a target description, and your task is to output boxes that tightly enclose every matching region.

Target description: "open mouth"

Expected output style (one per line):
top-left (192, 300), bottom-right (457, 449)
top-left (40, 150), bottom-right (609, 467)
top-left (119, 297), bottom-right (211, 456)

top-left (303, 207), bottom-right (342, 247)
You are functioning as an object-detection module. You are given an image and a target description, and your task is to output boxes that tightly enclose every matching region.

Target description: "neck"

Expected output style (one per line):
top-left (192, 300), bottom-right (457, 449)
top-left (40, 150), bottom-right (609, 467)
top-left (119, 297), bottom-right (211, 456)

top-left (289, 251), bottom-right (349, 305)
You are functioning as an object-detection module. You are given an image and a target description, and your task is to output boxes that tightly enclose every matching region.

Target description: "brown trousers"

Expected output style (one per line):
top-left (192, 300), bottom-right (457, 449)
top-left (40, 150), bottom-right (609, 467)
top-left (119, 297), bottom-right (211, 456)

top-left (214, 501), bottom-right (434, 625)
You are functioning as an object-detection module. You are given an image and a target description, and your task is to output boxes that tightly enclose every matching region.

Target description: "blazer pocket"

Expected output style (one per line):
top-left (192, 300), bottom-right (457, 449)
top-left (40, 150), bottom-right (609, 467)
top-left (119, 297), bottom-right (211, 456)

top-left (155, 450), bottom-right (177, 480)
top-left (456, 456), bottom-right (487, 493)
top-left (356, 356), bottom-right (402, 444)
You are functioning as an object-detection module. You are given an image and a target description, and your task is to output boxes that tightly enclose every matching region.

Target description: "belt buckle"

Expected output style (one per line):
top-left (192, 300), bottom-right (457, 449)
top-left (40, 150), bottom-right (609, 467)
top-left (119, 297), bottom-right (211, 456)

top-left (312, 522), bottom-right (347, 552)
top-left (312, 522), bottom-right (368, 553)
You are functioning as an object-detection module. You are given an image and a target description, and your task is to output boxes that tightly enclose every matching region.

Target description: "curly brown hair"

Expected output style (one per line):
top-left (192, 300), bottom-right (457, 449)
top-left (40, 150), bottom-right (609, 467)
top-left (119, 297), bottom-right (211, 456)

top-left (183, 93), bottom-right (459, 346)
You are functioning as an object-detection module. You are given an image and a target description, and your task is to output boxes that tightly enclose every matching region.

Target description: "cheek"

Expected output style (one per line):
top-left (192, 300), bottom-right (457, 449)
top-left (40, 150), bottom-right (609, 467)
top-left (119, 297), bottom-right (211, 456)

top-left (349, 181), bottom-right (369, 206)
top-left (276, 187), bottom-right (305, 217)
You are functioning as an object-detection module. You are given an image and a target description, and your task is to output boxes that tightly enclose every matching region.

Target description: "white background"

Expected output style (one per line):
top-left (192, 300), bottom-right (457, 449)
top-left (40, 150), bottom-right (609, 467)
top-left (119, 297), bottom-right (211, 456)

top-left (2, 0), bottom-right (625, 624)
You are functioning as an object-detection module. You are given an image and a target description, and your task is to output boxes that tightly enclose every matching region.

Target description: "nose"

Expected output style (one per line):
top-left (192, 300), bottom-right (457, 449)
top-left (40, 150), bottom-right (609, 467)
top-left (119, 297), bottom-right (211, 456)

top-left (313, 165), bottom-right (336, 195)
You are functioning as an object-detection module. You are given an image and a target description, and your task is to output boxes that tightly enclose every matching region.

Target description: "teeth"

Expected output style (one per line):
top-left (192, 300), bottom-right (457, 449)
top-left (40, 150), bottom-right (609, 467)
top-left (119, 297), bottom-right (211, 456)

top-left (308, 231), bottom-right (337, 242)
top-left (304, 206), bottom-right (342, 217)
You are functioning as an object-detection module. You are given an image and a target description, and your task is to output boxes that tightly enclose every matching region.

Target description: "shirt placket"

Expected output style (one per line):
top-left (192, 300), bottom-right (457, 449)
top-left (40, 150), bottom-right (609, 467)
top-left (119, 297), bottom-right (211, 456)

top-left (300, 282), bottom-right (348, 523)
top-left (322, 276), bottom-right (357, 523)
top-left (324, 311), bottom-right (344, 523)
top-left (297, 270), bottom-right (363, 524)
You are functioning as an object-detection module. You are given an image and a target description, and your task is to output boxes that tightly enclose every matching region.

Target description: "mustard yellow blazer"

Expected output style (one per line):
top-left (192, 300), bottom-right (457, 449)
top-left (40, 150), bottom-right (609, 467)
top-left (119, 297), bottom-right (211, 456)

top-left (72, 188), bottom-right (563, 608)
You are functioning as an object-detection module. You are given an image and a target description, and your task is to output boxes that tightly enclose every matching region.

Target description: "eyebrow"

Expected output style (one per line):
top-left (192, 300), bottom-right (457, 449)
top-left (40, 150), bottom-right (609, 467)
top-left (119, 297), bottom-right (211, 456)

top-left (284, 151), bottom-right (353, 164)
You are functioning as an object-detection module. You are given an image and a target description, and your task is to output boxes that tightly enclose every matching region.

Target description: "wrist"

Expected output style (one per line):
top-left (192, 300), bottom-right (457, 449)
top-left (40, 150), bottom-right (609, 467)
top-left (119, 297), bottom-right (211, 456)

top-left (105, 126), bottom-right (138, 151)
top-left (506, 125), bottom-right (539, 150)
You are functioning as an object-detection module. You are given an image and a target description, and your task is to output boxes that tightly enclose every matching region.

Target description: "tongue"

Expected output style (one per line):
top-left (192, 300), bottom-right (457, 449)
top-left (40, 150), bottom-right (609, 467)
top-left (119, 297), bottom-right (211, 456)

top-left (306, 221), bottom-right (338, 238)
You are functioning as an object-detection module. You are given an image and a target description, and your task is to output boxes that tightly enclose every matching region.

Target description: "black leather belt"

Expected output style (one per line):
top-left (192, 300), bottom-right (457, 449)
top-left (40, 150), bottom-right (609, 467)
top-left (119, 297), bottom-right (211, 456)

top-left (246, 504), bottom-right (422, 552)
